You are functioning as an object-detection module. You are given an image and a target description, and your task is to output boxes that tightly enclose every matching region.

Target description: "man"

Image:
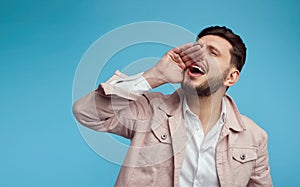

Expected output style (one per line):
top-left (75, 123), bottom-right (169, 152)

top-left (73, 26), bottom-right (273, 186)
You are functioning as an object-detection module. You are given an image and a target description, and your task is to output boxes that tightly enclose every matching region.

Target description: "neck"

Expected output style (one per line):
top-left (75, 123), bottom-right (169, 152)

top-left (186, 89), bottom-right (225, 134)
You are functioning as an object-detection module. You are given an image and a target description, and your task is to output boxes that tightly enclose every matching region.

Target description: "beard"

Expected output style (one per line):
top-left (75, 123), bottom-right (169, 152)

top-left (181, 69), bottom-right (229, 97)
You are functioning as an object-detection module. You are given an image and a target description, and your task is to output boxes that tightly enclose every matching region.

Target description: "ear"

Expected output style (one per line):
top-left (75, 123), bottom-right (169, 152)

top-left (224, 68), bottom-right (240, 87)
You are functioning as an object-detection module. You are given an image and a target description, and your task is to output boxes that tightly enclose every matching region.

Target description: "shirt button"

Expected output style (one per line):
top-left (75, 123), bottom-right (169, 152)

top-left (222, 113), bottom-right (226, 122)
top-left (161, 134), bottom-right (167, 140)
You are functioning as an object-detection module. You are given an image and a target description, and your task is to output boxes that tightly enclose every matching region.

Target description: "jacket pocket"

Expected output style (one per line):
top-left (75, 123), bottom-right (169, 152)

top-left (229, 147), bottom-right (257, 185)
top-left (232, 148), bottom-right (257, 164)
top-left (151, 124), bottom-right (172, 144)
top-left (132, 123), bottom-right (173, 168)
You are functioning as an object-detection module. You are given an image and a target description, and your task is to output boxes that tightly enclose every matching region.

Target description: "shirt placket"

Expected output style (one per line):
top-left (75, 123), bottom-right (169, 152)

top-left (193, 119), bottom-right (204, 187)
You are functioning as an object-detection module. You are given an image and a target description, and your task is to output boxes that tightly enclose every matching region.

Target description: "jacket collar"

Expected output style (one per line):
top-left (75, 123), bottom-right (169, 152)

top-left (223, 94), bottom-right (246, 132)
top-left (158, 89), bottom-right (246, 132)
top-left (157, 88), bottom-right (185, 116)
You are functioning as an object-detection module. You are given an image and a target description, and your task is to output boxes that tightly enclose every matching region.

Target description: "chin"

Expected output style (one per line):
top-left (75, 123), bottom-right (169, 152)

top-left (182, 73), bottom-right (206, 88)
top-left (181, 80), bottom-right (204, 96)
top-left (181, 75), bottom-right (224, 97)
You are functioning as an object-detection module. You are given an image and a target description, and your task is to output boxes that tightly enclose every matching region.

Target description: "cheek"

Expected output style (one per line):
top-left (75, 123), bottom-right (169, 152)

top-left (208, 65), bottom-right (224, 77)
top-left (207, 58), bottom-right (222, 71)
top-left (210, 59), bottom-right (230, 76)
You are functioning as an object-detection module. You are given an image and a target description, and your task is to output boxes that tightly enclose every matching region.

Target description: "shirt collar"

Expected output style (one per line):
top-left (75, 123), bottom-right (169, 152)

top-left (182, 95), bottom-right (227, 124)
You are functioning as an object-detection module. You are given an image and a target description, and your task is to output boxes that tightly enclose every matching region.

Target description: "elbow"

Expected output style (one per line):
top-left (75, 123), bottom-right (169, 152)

top-left (72, 95), bottom-right (104, 131)
top-left (72, 92), bottom-right (109, 131)
top-left (72, 97), bottom-right (95, 125)
top-left (72, 99), bottom-right (86, 125)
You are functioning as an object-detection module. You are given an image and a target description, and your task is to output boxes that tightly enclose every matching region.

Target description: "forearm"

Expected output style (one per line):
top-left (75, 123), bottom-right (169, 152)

top-left (73, 70), bottom-right (151, 131)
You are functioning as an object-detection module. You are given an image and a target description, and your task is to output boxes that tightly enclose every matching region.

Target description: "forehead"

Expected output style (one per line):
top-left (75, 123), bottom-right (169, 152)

top-left (197, 35), bottom-right (233, 53)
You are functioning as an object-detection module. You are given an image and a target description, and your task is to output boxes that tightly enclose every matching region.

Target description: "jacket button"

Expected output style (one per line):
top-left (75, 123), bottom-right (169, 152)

top-left (240, 154), bottom-right (246, 160)
top-left (161, 134), bottom-right (167, 140)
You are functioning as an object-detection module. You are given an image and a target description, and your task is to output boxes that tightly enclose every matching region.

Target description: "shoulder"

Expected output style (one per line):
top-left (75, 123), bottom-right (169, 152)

top-left (142, 91), bottom-right (166, 101)
top-left (125, 91), bottom-right (169, 119)
top-left (224, 94), bottom-right (269, 143)
top-left (141, 89), bottom-right (182, 107)
top-left (131, 90), bottom-right (182, 120)
top-left (240, 114), bottom-right (269, 143)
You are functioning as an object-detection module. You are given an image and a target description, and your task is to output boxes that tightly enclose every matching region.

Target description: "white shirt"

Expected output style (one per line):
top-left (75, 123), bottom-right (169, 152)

top-left (179, 96), bottom-right (226, 187)
top-left (108, 72), bottom-right (226, 187)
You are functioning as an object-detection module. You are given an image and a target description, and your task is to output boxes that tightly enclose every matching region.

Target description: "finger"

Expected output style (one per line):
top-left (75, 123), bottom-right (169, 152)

top-left (179, 44), bottom-right (202, 57)
top-left (184, 60), bottom-right (195, 68)
top-left (173, 43), bottom-right (194, 54)
top-left (174, 54), bottom-right (186, 69)
top-left (181, 50), bottom-right (205, 62)
top-left (169, 52), bottom-right (186, 70)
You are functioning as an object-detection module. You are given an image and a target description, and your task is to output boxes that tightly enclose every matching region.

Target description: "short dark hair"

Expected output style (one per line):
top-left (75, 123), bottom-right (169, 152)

top-left (197, 26), bottom-right (247, 72)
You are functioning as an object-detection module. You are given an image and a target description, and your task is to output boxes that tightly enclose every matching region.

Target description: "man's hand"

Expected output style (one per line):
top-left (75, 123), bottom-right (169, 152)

top-left (143, 43), bottom-right (204, 88)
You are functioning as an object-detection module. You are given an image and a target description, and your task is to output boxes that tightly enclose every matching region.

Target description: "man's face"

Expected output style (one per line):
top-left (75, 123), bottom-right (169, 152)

top-left (181, 35), bottom-right (234, 96)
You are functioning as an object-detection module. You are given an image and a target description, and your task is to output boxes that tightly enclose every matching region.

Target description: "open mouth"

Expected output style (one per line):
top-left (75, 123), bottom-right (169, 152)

top-left (187, 64), bottom-right (206, 77)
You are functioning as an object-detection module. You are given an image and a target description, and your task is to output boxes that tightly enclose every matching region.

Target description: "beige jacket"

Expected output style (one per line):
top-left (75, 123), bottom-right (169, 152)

top-left (73, 72), bottom-right (273, 187)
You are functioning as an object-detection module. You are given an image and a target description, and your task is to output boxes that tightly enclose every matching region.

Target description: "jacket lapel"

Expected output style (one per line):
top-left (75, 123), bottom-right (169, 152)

top-left (168, 115), bottom-right (186, 186)
top-left (218, 94), bottom-right (246, 143)
top-left (158, 89), bottom-right (187, 186)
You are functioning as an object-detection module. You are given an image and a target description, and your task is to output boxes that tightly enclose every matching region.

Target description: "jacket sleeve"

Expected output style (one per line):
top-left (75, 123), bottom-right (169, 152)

top-left (247, 131), bottom-right (273, 187)
top-left (72, 71), bottom-right (152, 139)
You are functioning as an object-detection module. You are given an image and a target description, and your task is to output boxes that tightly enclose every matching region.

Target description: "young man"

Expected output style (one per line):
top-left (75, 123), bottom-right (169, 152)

top-left (73, 26), bottom-right (273, 186)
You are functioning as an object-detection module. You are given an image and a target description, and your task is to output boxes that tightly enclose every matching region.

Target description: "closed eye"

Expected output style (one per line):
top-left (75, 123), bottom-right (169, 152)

top-left (210, 50), bottom-right (217, 56)
top-left (208, 46), bottom-right (220, 57)
top-left (210, 49), bottom-right (219, 56)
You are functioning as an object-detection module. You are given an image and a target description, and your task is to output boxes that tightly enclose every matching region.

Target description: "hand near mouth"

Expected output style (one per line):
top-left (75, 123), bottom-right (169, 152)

top-left (143, 43), bottom-right (205, 88)
top-left (179, 43), bottom-right (205, 68)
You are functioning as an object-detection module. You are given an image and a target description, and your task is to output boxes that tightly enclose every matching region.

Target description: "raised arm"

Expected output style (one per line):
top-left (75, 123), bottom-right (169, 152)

top-left (72, 43), bottom-right (203, 138)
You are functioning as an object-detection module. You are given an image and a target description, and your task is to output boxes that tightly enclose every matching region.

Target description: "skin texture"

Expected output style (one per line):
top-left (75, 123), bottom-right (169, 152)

top-left (142, 35), bottom-right (240, 134)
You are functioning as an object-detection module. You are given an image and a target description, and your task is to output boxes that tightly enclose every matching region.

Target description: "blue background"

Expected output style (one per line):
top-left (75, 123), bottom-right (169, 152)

top-left (1, 0), bottom-right (299, 186)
